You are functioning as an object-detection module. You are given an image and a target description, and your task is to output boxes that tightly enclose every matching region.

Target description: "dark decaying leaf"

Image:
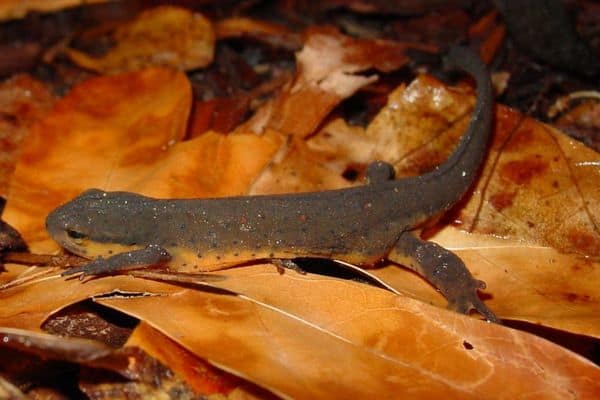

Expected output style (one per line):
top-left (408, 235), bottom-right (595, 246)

top-left (0, 326), bottom-right (239, 399)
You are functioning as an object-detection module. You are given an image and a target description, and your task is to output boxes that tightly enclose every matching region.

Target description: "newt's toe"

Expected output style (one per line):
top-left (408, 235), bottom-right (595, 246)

top-left (449, 289), bottom-right (498, 323)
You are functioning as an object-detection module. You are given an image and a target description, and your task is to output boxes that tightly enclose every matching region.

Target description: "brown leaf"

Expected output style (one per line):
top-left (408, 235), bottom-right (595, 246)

top-left (0, 264), bottom-right (171, 330)
top-left (241, 27), bottom-right (426, 138)
top-left (3, 68), bottom-right (283, 255)
top-left (459, 107), bottom-right (600, 257)
top-left (365, 75), bottom-right (600, 258)
top-left (0, 0), bottom-right (110, 20)
top-left (0, 326), bottom-right (202, 399)
top-left (248, 74), bottom-right (600, 336)
top-left (215, 17), bottom-right (302, 51)
top-left (94, 264), bottom-right (600, 399)
top-left (373, 228), bottom-right (600, 338)
top-left (65, 6), bottom-right (215, 73)
top-left (0, 74), bottom-right (55, 197)
top-left (3, 67), bottom-right (192, 253)
top-left (3, 257), bottom-right (597, 398)
top-left (127, 322), bottom-right (270, 398)
top-left (0, 326), bottom-right (113, 362)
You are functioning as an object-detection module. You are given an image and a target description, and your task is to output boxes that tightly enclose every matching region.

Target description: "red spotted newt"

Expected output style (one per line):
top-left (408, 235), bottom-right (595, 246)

top-left (46, 47), bottom-right (497, 322)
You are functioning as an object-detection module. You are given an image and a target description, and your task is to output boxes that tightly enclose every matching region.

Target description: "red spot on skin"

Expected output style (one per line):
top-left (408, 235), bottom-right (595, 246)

top-left (500, 159), bottom-right (548, 185)
top-left (489, 191), bottom-right (516, 211)
top-left (239, 215), bottom-right (247, 224)
top-left (297, 214), bottom-right (307, 222)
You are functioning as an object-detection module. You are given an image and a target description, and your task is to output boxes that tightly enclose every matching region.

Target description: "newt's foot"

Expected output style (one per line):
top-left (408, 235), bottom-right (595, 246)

top-left (389, 232), bottom-right (499, 323)
top-left (62, 244), bottom-right (171, 280)
top-left (446, 278), bottom-right (498, 323)
top-left (271, 259), bottom-right (307, 275)
top-left (62, 257), bottom-right (120, 280)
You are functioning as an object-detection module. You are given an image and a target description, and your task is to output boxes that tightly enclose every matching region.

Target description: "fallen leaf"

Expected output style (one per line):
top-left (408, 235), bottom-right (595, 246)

top-left (1, 18), bottom-right (598, 397)
top-left (373, 228), bottom-right (600, 338)
top-left (458, 107), bottom-right (600, 257)
top-left (0, 264), bottom-right (171, 330)
top-left (0, 326), bottom-right (115, 362)
top-left (0, 0), bottom-right (110, 20)
top-left (554, 98), bottom-right (600, 152)
top-left (95, 265), bottom-right (600, 399)
top-left (0, 326), bottom-right (202, 399)
top-left (66, 6), bottom-right (215, 73)
top-left (0, 375), bottom-right (22, 398)
top-left (3, 68), bottom-right (283, 254)
top-left (364, 75), bottom-right (600, 257)
top-left (248, 74), bottom-right (600, 336)
top-left (241, 27), bottom-right (429, 138)
top-left (0, 74), bottom-right (55, 197)
top-left (5, 257), bottom-right (596, 399)
top-left (127, 322), bottom-right (269, 398)
top-left (468, 10), bottom-right (506, 64)
top-left (3, 67), bottom-right (192, 252)
top-left (215, 17), bottom-right (302, 51)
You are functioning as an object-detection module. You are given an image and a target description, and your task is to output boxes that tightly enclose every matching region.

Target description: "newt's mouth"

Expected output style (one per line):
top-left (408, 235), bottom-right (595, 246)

top-left (46, 209), bottom-right (89, 258)
top-left (46, 227), bottom-right (90, 258)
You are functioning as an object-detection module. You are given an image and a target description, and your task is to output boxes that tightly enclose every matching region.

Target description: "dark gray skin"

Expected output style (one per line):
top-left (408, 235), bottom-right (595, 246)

top-left (46, 47), bottom-right (497, 322)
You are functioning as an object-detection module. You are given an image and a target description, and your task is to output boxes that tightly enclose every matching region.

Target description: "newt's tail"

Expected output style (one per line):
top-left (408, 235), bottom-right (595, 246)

top-left (404, 47), bottom-right (493, 218)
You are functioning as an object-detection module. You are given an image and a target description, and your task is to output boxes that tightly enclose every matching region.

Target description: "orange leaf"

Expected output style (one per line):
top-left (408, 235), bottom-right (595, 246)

top-left (0, 75), bottom-right (54, 196)
top-left (241, 27), bottom-right (425, 138)
top-left (126, 323), bottom-right (245, 395)
top-left (4, 68), bottom-right (284, 256)
top-left (96, 265), bottom-right (600, 399)
top-left (248, 74), bottom-right (600, 335)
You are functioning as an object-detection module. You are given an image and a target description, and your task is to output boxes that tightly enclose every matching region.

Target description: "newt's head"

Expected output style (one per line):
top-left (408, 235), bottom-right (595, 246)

top-left (46, 189), bottom-right (153, 258)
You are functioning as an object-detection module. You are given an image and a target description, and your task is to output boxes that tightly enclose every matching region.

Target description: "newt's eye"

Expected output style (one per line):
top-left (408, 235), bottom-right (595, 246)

top-left (66, 229), bottom-right (87, 240)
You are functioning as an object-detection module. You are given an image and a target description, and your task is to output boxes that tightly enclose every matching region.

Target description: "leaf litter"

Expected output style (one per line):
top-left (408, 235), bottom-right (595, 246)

top-left (0, 3), bottom-right (598, 398)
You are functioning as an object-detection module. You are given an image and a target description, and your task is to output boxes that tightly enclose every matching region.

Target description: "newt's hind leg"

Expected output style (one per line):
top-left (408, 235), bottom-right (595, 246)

top-left (388, 231), bottom-right (498, 323)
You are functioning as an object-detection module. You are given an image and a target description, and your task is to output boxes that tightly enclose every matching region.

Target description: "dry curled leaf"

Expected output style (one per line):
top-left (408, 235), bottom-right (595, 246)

top-left (66, 6), bottom-right (215, 73)
top-left (215, 17), bottom-right (302, 51)
top-left (0, 326), bottom-right (203, 399)
top-left (241, 27), bottom-right (429, 138)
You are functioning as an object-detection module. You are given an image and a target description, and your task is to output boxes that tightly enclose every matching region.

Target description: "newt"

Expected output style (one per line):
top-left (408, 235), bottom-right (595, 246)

top-left (46, 47), bottom-right (497, 322)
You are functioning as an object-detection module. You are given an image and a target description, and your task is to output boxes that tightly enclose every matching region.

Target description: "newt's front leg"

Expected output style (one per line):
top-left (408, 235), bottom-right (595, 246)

top-left (388, 232), bottom-right (498, 323)
top-left (62, 244), bottom-right (171, 279)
